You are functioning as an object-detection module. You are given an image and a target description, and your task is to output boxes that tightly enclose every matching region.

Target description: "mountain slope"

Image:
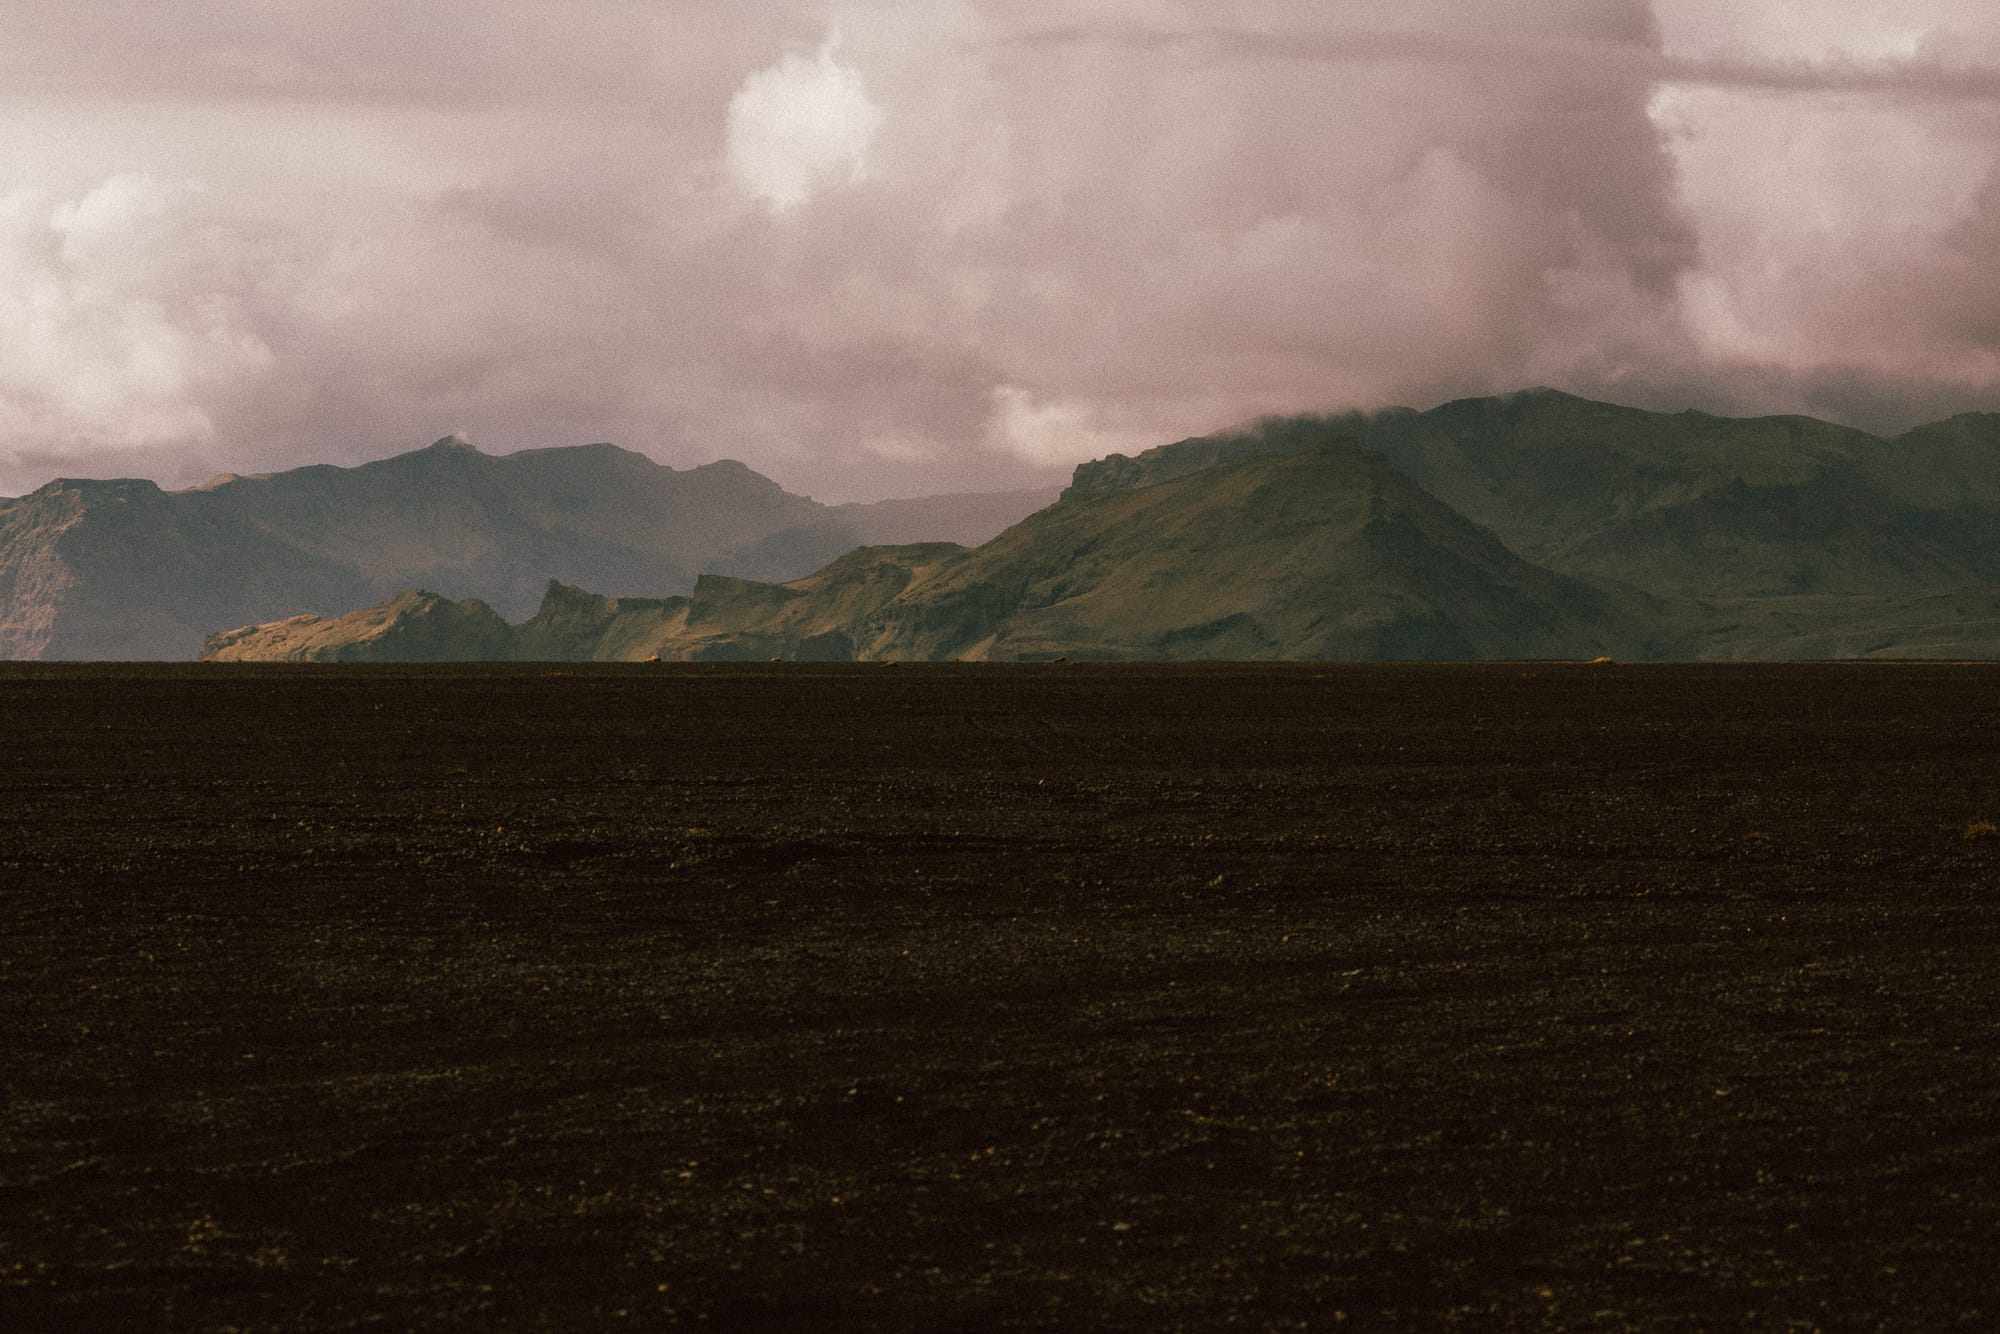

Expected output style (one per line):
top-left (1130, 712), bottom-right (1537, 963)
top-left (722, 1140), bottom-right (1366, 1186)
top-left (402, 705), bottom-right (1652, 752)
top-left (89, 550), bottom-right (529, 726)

top-left (205, 441), bottom-right (1653, 663)
top-left (834, 441), bottom-right (1645, 661)
top-left (1077, 389), bottom-right (2000, 600)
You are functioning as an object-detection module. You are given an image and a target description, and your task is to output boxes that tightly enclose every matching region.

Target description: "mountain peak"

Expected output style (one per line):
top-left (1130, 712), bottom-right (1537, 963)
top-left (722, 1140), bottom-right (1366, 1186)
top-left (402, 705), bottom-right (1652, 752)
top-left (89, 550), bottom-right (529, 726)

top-left (30, 476), bottom-right (166, 500)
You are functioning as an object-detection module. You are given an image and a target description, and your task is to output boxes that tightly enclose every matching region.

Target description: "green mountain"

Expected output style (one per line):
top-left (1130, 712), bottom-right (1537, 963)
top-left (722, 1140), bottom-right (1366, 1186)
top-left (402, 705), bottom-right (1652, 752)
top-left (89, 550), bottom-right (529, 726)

top-left (1083, 389), bottom-right (2000, 600)
top-left (824, 441), bottom-right (1647, 661)
top-left (195, 391), bottom-right (2000, 664)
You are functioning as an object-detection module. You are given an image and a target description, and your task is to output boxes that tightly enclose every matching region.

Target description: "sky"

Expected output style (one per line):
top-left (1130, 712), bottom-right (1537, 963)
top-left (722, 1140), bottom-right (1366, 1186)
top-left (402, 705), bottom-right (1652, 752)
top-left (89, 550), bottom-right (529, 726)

top-left (3, 2), bottom-right (1999, 502)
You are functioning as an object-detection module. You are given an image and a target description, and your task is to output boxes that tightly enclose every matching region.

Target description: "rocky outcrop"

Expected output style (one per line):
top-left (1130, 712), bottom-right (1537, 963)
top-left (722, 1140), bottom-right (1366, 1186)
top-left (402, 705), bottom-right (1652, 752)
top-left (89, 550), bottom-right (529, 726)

top-left (202, 590), bottom-right (516, 662)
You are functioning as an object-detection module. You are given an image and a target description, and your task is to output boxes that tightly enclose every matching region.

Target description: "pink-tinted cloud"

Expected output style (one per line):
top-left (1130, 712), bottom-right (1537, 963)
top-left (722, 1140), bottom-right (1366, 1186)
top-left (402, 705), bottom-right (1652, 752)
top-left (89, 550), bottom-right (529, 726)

top-left (1008, 21), bottom-right (2000, 102)
top-left (3, 2), bottom-right (2000, 501)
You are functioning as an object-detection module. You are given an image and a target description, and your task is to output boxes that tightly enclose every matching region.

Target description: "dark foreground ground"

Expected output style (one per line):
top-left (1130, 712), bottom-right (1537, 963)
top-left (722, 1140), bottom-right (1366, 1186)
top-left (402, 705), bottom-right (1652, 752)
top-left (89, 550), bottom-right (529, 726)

top-left (4, 662), bottom-right (1999, 1331)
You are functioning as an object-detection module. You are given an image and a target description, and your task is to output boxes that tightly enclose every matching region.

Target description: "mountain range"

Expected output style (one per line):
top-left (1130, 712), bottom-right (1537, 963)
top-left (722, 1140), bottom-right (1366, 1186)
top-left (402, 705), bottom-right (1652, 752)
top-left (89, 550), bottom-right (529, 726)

top-left (0, 437), bottom-right (1055, 659)
top-left (196, 390), bottom-right (2000, 663)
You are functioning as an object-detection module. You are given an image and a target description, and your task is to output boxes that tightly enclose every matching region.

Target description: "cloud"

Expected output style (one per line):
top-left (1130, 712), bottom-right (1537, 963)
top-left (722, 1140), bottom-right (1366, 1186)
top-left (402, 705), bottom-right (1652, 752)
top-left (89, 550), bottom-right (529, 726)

top-left (937, 1), bottom-right (1702, 419)
top-left (1005, 20), bottom-right (2000, 103)
top-left (0, 175), bottom-right (273, 460)
top-left (1644, 2), bottom-right (2000, 430)
top-left (3, 2), bottom-right (2000, 500)
top-left (728, 34), bottom-right (886, 210)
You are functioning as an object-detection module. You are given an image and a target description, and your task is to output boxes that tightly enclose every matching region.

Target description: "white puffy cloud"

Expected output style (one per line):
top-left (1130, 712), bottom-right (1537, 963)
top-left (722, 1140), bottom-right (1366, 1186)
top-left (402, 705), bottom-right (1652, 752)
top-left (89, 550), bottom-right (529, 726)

top-left (0, 175), bottom-right (272, 460)
top-left (1644, 0), bottom-right (2000, 427)
top-left (728, 35), bottom-right (886, 210)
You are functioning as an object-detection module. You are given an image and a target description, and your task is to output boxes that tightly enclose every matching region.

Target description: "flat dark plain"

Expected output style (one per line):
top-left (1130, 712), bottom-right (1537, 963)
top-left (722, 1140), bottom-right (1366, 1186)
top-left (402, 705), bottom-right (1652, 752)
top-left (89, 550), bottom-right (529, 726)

top-left (4, 661), bottom-right (1999, 1331)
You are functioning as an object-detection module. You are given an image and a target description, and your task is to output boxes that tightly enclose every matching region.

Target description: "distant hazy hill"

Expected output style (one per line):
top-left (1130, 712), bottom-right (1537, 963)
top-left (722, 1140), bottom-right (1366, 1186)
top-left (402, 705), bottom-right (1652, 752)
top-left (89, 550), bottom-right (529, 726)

top-left (200, 390), bottom-right (2000, 663)
top-left (832, 488), bottom-right (1061, 548)
top-left (0, 439), bottom-right (1051, 659)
